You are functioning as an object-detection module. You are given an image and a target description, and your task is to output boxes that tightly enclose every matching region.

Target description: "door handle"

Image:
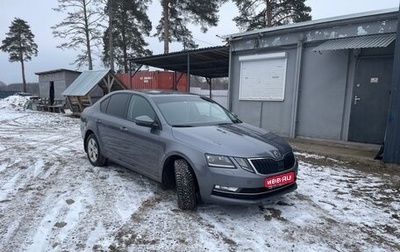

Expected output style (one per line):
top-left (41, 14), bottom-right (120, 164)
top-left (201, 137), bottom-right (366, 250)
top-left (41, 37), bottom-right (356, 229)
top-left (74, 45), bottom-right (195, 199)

top-left (120, 126), bottom-right (128, 131)
top-left (95, 119), bottom-right (102, 123)
top-left (354, 96), bottom-right (361, 105)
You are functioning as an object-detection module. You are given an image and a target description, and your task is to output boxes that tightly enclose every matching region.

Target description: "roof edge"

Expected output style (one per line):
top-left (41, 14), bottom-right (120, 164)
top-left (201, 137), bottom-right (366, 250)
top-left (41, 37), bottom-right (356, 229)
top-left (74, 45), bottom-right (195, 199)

top-left (222, 8), bottom-right (398, 40)
top-left (35, 68), bottom-right (82, 75)
top-left (128, 45), bottom-right (229, 61)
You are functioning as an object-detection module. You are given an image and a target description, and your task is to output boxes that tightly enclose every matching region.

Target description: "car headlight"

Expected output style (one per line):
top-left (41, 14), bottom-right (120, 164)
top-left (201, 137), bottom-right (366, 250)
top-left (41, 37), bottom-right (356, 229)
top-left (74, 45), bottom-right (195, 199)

top-left (234, 157), bottom-right (255, 173)
top-left (205, 154), bottom-right (236, 168)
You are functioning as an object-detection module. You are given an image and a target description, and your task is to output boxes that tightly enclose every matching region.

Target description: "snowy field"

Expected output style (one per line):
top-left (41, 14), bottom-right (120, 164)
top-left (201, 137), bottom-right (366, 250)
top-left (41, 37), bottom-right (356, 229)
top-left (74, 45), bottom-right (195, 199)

top-left (0, 95), bottom-right (399, 252)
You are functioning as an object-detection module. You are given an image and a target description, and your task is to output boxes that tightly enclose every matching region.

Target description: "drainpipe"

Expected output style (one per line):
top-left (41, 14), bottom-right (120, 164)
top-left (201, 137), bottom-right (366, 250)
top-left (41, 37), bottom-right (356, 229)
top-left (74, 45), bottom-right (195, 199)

top-left (290, 39), bottom-right (304, 138)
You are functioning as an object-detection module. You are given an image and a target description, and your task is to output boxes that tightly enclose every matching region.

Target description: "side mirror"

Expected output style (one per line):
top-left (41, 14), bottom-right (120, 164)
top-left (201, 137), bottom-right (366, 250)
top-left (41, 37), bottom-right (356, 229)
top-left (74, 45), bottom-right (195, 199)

top-left (134, 115), bottom-right (160, 129)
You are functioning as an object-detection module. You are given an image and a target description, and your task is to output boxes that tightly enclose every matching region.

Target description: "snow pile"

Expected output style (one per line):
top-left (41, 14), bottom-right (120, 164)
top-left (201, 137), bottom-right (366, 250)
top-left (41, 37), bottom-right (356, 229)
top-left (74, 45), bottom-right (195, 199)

top-left (0, 95), bottom-right (29, 110)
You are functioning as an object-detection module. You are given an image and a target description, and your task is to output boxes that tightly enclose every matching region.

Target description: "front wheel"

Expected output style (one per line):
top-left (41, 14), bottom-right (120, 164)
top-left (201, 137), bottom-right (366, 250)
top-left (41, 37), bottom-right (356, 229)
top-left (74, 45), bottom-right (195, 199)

top-left (174, 159), bottom-right (197, 210)
top-left (86, 133), bottom-right (107, 166)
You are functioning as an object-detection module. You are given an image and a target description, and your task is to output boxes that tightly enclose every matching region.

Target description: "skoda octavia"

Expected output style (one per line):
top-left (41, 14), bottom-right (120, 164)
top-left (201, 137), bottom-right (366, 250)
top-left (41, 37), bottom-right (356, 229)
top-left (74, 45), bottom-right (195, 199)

top-left (80, 90), bottom-right (298, 210)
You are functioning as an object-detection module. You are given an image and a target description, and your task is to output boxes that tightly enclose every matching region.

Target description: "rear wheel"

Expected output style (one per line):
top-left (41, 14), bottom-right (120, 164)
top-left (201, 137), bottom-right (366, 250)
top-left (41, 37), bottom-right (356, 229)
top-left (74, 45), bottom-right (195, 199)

top-left (174, 159), bottom-right (197, 210)
top-left (86, 134), bottom-right (107, 166)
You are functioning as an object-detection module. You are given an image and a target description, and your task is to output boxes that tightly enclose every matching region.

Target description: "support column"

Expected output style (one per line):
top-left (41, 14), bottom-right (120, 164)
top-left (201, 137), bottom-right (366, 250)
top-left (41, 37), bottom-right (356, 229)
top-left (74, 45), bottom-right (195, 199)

top-left (383, 6), bottom-right (400, 164)
top-left (290, 40), bottom-right (304, 138)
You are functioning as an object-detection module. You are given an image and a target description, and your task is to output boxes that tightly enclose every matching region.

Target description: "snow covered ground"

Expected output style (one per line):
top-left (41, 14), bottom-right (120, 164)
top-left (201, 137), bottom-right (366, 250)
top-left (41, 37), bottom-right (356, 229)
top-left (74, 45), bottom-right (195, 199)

top-left (0, 95), bottom-right (399, 252)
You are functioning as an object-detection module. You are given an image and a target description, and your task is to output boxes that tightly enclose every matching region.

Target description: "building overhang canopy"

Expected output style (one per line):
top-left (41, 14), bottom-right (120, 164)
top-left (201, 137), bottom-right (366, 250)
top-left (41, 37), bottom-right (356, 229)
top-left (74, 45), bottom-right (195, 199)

top-left (129, 46), bottom-right (230, 79)
top-left (312, 33), bottom-right (396, 51)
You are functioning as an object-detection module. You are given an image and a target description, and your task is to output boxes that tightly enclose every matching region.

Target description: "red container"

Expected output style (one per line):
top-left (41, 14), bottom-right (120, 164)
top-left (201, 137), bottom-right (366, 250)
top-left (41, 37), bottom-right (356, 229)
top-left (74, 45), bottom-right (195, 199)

top-left (117, 71), bottom-right (188, 92)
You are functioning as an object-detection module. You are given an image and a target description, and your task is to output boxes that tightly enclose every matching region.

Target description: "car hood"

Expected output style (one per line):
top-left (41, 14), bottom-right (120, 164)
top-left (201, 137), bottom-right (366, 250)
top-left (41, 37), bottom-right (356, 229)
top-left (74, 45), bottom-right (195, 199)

top-left (171, 123), bottom-right (292, 157)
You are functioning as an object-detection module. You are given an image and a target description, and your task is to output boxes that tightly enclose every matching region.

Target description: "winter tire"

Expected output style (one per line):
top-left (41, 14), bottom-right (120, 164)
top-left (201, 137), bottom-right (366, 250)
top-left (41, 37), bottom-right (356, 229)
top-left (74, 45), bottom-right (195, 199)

top-left (86, 133), bottom-right (107, 166)
top-left (174, 159), bottom-right (197, 210)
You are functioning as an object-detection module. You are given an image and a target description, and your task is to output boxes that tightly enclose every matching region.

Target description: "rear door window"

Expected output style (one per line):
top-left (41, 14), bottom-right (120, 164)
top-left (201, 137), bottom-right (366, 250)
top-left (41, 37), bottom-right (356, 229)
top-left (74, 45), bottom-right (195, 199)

top-left (105, 93), bottom-right (131, 119)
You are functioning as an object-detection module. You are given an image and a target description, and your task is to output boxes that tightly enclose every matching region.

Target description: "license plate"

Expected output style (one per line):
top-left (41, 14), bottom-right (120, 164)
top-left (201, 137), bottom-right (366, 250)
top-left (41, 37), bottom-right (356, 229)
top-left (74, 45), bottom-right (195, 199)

top-left (264, 172), bottom-right (295, 188)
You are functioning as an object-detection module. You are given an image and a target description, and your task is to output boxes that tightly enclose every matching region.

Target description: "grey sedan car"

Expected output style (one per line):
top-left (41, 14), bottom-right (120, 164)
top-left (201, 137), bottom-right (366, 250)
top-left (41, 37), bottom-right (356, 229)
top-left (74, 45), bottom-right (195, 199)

top-left (80, 90), bottom-right (298, 210)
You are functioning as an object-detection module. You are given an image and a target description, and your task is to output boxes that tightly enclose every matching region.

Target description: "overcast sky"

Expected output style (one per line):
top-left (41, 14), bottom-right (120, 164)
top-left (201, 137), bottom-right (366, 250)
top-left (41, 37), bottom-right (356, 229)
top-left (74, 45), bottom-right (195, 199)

top-left (0, 0), bottom-right (399, 84)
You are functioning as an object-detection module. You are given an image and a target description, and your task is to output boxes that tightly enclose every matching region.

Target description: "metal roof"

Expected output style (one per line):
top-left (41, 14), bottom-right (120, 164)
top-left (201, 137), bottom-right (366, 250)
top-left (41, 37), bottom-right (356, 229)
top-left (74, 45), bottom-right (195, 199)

top-left (35, 68), bottom-right (81, 76)
top-left (222, 8), bottom-right (398, 41)
top-left (312, 33), bottom-right (396, 51)
top-left (62, 69), bottom-right (123, 96)
top-left (129, 46), bottom-right (230, 79)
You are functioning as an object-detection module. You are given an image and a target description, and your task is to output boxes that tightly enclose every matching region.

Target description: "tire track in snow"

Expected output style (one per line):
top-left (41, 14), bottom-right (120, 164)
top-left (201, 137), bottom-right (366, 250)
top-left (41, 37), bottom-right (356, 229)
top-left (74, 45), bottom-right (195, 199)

top-left (20, 163), bottom-right (157, 252)
top-left (0, 122), bottom-right (82, 192)
top-left (105, 187), bottom-right (240, 252)
top-left (0, 108), bottom-right (123, 251)
top-left (0, 110), bottom-right (84, 250)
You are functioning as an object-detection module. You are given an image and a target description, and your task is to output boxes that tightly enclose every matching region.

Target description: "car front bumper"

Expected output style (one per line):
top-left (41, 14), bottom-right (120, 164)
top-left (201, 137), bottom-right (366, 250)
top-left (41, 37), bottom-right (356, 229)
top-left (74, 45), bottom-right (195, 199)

top-left (195, 159), bottom-right (299, 205)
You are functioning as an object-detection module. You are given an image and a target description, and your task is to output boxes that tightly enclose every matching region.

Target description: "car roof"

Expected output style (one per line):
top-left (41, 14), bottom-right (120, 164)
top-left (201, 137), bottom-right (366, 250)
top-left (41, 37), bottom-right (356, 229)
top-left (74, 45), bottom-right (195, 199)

top-left (113, 89), bottom-right (201, 98)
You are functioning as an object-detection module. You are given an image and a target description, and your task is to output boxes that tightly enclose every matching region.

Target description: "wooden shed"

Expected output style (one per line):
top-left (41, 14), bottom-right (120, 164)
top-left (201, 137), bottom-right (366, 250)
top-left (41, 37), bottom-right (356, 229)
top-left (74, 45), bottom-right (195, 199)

top-left (62, 69), bottom-right (125, 115)
top-left (35, 69), bottom-right (81, 111)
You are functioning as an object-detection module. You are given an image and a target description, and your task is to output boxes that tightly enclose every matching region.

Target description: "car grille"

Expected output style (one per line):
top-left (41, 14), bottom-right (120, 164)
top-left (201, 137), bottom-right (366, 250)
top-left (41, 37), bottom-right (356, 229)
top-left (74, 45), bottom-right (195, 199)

top-left (249, 152), bottom-right (296, 175)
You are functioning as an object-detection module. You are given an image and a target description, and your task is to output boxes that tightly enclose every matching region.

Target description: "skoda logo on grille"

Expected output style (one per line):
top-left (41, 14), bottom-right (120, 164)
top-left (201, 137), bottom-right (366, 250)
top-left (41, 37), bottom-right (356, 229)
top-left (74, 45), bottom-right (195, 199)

top-left (272, 150), bottom-right (281, 159)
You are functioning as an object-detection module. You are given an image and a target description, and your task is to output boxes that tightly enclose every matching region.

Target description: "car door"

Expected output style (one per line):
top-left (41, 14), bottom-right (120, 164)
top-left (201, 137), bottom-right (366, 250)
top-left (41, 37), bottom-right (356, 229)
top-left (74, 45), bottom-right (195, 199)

top-left (96, 93), bottom-right (131, 162)
top-left (118, 94), bottom-right (166, 180)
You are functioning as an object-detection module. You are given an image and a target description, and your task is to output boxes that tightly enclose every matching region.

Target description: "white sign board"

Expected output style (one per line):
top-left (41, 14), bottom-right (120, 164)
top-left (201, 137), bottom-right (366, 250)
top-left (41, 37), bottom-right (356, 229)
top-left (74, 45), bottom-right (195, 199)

top-left (239, 53), bottom-right (287, 101)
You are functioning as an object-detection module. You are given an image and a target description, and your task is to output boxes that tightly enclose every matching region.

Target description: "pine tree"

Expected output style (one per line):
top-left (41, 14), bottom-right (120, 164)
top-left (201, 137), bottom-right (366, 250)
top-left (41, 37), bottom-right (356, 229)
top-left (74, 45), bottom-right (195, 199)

top-left (156, 0), bottom-right (228, 54)
top-left (233, 0), bottom-right (311, 31)
top-left (52, 0), bottom-right (105, 70)
top-left (1, 18), bottom-right (38, 92)
top-left (103, 0), bottom-right (152, 73)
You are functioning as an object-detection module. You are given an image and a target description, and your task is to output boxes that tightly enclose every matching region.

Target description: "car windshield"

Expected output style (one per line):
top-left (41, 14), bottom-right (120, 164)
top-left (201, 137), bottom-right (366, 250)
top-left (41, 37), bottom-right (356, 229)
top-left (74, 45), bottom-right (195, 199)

top-left (153, 95), bottom-right (241, 127)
